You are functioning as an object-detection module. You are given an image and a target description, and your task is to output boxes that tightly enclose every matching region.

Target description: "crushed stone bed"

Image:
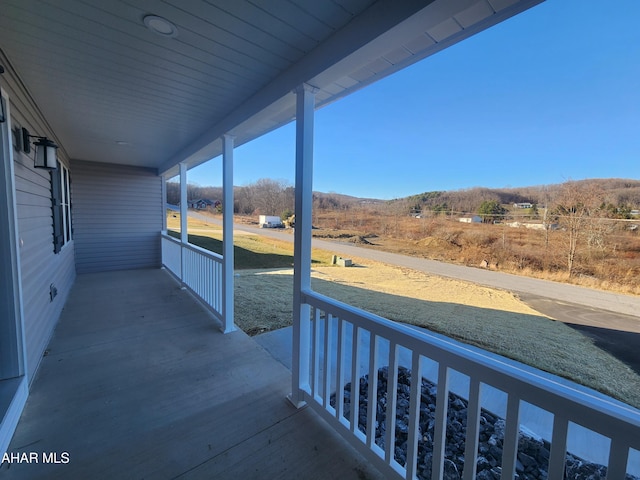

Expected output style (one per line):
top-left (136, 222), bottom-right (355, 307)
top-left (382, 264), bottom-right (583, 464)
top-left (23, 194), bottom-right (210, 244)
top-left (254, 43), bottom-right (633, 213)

top-left (330, 366), bottom-right (637, 480)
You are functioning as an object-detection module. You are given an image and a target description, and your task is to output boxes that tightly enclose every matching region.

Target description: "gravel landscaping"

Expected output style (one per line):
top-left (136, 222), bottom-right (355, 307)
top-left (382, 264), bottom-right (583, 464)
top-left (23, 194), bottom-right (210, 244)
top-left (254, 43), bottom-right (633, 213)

top-left (331, 366), bottom-right (638, 480)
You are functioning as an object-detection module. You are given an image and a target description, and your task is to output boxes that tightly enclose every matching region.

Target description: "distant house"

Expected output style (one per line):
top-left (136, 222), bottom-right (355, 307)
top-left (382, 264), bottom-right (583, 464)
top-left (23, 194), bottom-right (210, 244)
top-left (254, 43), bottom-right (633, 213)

top-left (506, 221), bottom-right (558, 230)
top-left (513, 202), bottom-right (533, 209)
top-left (631, 210), bottom-right (640, 217)
top-left (459, 215), bottom-right (482, 223)
top-left (188, 199), bottom-right (220, 210)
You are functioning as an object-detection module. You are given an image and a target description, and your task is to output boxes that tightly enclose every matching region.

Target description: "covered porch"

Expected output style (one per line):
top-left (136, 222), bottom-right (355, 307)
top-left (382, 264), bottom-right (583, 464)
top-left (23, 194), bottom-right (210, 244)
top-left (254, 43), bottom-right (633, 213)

top-left (1, 268), bottom-right (383, 479)
top-left (2, 1), bottom-right (640, 478)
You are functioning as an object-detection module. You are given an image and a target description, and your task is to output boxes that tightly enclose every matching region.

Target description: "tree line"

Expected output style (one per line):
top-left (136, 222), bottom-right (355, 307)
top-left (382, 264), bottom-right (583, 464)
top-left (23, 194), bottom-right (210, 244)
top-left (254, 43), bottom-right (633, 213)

top-left (168, 178), bottom-right (640, 225)
top-left (166, 177), bottom-right (380, 219)
top-left (166, 179), bottom-right (296, 218)
top-left (397, 179), bottom-right (640, 219)
top-left (167, 177), bottom-right (639, 279)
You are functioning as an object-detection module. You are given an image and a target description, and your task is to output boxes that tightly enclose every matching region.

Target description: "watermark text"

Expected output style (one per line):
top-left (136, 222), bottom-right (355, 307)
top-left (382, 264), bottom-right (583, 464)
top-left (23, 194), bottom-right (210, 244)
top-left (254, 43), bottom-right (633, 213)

top-left (2, 451), bottom-right (70, 465)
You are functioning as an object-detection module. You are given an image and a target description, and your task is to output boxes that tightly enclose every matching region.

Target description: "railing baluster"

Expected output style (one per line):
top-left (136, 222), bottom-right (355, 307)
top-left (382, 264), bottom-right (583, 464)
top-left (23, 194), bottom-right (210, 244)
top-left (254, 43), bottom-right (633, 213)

top-left (385, 341), bottom-right (398, 465)
top-left (201, 255), bottom-right (205, 296)
top-left (216, 262), bottom-right (221, 309)
top-left (350, 325), bottom-right (360, 435)
top-left (548, 415), bottom-right (568, 479)
top-left (607, 438), bottom-right (630, 480)
top-left (311, 307), bottom-right (320, 401)
top-left (214, 261), bottom-right (218, 310)
top-left (211, 259), bottom-right (215, 308)
top-left (206, 256), bottom-right (210, 303)
top-left (406, 352), bottom-right (422, 480)
top-left (323, 312), bottom-right (332, 409)
top-left (366, 332), bottom-right (379, 450)
top-left (501, 394), bottom-right (521, 479)
top-left (336, 317), bottom-right (345, 422)
top-left (431, 363), bottom-right (450, 480)
top-left (462, 378), bottom-right (481, 480)
top-left (197, 254), bottom-right (201, 294)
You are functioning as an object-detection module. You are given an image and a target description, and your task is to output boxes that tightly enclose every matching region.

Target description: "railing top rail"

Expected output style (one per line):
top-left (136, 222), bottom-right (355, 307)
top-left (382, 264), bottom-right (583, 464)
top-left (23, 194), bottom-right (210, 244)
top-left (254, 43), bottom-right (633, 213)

top-left (161, 231), bottom-right (180, 244)
top-left (161, 231), bottom-right (223, 262)
top-left (302, 289), bottom-right (640, 445)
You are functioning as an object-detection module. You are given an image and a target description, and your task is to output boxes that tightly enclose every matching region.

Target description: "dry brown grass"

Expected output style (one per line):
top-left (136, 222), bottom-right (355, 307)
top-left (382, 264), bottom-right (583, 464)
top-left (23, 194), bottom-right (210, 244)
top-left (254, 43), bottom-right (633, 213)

top-left (309, 210), bottom-right (640, 296)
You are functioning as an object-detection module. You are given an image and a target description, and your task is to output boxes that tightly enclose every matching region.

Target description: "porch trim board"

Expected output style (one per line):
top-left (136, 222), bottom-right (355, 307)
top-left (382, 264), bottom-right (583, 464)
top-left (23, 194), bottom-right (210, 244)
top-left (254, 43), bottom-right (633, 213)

top-left (0, 85), bottom-right (28, 458)
top-left (0, 378), bottom-right (27, 457)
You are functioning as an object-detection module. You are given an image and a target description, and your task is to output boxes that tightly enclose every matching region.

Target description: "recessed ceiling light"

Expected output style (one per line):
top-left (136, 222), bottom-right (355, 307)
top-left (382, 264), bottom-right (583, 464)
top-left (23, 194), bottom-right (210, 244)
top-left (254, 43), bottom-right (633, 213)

top-left (143, 15), bottom-right (178, 38)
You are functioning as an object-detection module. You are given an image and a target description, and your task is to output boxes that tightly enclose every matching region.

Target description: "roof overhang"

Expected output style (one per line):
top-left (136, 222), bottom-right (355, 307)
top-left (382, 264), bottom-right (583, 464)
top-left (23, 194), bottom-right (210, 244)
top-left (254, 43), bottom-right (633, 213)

top-left (0, 0), bottom-right (544, 178)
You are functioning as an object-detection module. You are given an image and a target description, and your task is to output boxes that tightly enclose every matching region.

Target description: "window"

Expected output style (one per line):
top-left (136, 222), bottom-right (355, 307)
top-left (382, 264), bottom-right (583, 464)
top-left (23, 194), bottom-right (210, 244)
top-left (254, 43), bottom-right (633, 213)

top-left (51, 162), bottom-right (72, 253)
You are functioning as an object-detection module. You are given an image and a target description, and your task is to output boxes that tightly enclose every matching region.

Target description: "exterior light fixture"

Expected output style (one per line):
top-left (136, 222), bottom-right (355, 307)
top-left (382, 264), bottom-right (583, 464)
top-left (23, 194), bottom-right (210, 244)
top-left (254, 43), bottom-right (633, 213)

top-left (16, 127), bottom-right (59, 169)
top-left (33, 136), bottom-right (59, 169)
top-left (143, 15), bottom-right (178, 38)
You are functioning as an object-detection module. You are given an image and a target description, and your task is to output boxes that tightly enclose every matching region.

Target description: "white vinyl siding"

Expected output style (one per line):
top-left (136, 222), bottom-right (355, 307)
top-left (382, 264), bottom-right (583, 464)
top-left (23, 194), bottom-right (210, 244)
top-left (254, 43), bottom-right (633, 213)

top-left (72, 160), bottom-right (162, 274)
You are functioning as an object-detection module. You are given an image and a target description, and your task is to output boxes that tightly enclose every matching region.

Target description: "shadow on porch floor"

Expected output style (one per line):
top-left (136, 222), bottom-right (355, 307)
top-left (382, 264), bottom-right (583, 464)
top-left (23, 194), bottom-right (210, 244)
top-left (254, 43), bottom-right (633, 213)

top-left (1, 269), bottom-right (383, 480)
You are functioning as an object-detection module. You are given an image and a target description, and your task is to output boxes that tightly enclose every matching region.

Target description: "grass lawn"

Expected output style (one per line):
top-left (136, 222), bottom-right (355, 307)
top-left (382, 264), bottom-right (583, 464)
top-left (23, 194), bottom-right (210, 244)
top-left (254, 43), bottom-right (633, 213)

top-left (168, 212), bottom-right (640, 409)
top-left (166, 214), bottom-right (333, 269)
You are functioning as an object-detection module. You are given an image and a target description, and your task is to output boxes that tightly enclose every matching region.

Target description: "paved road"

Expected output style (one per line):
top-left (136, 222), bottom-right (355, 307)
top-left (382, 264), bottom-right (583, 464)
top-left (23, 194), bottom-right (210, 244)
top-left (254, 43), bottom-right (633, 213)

top-left (191, 213), bottom-right (640, 315)
top-left (218, 218), bottom-right (640, 318)
top-left (187, 213), bottom-right (640, 371)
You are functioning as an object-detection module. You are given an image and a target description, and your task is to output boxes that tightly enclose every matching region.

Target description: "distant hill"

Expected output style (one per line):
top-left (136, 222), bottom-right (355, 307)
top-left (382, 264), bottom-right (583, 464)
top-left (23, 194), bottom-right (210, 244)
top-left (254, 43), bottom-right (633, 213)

top-left (396, 178), bottom-right (640, 214)
top-left (168, 178), bottom-right (640, 217)
top-left (312, 191), bottom-right (383, 209)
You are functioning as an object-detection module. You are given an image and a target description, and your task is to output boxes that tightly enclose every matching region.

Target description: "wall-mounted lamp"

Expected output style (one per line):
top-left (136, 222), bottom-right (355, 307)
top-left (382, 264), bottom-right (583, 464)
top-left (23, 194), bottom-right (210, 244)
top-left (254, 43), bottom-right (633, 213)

top-left (12, 126), bottom-right (59, 169)
top-left (33, 136), bottom-right (59, 169)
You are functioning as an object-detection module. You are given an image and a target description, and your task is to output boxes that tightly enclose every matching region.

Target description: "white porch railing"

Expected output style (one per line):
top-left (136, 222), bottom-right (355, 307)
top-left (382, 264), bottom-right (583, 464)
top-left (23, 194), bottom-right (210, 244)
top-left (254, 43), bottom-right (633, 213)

top-left (161, 232), bottom-right (182, 275)
top-left (293, 289), bottom-right (640, 480)
top-left (161, 232), bottom-right (223, 322)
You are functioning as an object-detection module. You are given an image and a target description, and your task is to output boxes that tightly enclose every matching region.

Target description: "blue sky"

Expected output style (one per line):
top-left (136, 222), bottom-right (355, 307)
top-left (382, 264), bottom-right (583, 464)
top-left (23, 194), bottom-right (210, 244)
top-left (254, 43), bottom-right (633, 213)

top-left (189, 0), bottom-right (640, 200)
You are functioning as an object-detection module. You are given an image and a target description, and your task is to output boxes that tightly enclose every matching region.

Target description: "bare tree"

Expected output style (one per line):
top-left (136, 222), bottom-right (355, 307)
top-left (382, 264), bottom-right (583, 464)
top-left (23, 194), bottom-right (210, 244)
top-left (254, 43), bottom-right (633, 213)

top-left (235, 184), bottom-right (256, 215)
top-left (166, 181), bottom-right (180, 205)
top-left (553, 180), bottom-right (605, 276)
top-left (247, 178), bottom-right (294, 217)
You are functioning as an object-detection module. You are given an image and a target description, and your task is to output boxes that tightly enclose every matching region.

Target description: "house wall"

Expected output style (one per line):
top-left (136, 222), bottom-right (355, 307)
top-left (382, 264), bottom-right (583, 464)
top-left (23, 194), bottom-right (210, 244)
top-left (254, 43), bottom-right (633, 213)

top-left (1, 50), bottom-right (76, 382)
top-left (72, 160), bottom-right (162, 274)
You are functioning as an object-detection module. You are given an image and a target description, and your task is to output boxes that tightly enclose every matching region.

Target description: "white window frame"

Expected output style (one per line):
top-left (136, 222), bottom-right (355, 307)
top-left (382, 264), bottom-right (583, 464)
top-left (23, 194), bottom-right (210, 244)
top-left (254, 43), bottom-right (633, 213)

top-left (60, 164), bottom-right (72, 245)
top-left (52, 161), bottom-right (72, 253)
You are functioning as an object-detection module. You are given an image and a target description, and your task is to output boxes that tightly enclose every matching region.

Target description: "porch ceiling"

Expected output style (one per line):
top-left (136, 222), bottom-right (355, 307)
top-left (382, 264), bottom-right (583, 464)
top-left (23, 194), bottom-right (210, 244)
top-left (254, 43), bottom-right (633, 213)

top-left (0, 0), bottom-right (542, 177)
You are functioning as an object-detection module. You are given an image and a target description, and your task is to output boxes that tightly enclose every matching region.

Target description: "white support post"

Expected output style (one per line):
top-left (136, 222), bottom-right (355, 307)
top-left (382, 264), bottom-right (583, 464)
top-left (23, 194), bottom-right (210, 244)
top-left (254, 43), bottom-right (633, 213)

top-left (179, 163), bottom-right (188, 283)
top-left (222, 134), bottom-right (236, 333)
top-left (288, 83), bottom-right (317, 408)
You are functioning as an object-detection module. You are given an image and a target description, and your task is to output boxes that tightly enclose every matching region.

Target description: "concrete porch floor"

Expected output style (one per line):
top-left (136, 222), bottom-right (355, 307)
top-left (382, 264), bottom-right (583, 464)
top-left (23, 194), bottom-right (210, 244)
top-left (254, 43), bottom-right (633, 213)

top-left (1, 268), bottom-right (383, 480)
